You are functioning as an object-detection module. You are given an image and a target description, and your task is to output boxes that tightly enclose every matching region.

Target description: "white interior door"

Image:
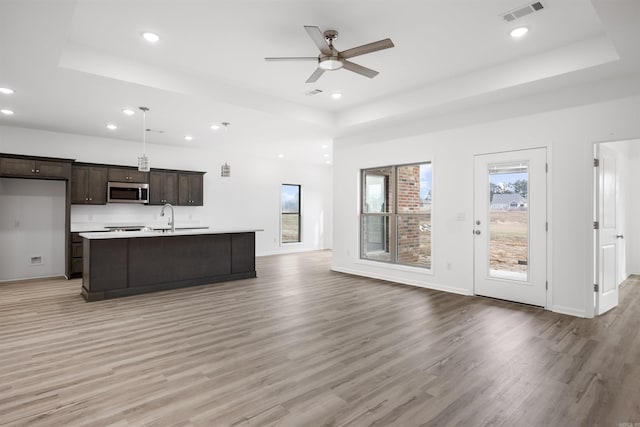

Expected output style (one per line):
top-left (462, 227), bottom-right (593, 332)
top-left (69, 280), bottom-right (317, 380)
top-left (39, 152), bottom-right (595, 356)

top-left (595, 144), bottom-right (619, 314)
top-left (474, 148), bottom-right (547, 307)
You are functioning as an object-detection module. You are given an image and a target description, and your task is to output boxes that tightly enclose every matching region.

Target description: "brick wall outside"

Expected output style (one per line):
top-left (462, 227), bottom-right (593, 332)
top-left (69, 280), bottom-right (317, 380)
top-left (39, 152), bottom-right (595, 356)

top-left (397, 165), bottom-right (422, 264)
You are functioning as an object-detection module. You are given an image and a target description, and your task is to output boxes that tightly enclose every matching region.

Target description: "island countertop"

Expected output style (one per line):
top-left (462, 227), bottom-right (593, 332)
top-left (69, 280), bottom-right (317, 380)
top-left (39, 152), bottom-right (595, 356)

top-left (80, 228), bottom-right (264, 239)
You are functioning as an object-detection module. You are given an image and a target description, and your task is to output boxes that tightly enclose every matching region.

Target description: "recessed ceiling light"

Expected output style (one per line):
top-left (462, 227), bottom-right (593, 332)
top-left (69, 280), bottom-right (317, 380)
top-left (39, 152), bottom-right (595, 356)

top-left (106, 123), bottom-right (117, 130)
top-left (1, 109), bottom-right (15, 115)
top-left (510, 27), bottom-right (529, 38)
top-left (321, 144), bottom-right (329, 149)
top-left (323, 154), bottom-right (329, 158)
top-left (142, 32), bottom-right (160, 43)
top-left (331, 93), bottom-right (342, 100)
top-left (210, 124), bottom-right (220, 130)
top-left (0, 87), bottom-right (15, 95)
top-left (122, 108), bottom-right (135, 116)
top-left (325, 160), bottom-right (332, 165)
top-left (277, 154), bottom-right (284, 158)
top-left (184, 135), bottom-right (193, 141)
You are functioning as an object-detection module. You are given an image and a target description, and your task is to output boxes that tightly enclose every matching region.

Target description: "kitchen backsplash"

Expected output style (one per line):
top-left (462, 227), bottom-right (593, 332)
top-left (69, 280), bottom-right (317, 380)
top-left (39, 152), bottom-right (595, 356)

top-left (71, 203), bottom-right (206, 231)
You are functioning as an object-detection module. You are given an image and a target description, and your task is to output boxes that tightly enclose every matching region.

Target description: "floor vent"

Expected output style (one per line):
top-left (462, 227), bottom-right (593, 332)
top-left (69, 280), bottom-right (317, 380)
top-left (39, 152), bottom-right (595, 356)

top-left (502, 1), bottom-right (544, 22)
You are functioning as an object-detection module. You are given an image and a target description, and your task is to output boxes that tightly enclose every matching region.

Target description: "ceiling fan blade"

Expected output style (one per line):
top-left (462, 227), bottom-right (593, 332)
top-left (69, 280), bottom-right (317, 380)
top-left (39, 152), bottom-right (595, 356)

top-left (306, 67), bottom-right (326, 83)
top-left (342, 60), bottom-right (379, 78)
top-left (340, 38), bottom-right (394, 59)
top-left (304, 26), bottom-right (332, 56)
top-left (265, 57), bottom-right (318, 61)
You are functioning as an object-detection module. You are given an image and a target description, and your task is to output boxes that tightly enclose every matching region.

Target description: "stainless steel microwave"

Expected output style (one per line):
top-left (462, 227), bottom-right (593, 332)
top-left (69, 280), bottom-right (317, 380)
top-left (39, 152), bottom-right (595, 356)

top-left (107, 182), bottom-right (149, 204)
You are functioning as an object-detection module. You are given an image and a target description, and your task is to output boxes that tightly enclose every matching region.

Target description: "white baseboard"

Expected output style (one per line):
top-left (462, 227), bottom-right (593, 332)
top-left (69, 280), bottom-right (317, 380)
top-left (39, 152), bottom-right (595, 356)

top-left (330, 266), bottom-right (472, 296)
top-left (551, 304), bottom-right (588, 318)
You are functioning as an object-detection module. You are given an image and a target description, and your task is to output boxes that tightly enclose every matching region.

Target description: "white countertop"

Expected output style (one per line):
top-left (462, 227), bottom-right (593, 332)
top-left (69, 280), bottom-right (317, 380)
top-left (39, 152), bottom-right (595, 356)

top-left (80, 228), bottom-right (263, 239)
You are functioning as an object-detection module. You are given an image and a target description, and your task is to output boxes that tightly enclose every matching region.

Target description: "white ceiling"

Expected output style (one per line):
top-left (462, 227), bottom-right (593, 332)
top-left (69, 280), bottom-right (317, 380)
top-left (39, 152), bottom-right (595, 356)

top-left (1, 0), bottom-right (639, 164)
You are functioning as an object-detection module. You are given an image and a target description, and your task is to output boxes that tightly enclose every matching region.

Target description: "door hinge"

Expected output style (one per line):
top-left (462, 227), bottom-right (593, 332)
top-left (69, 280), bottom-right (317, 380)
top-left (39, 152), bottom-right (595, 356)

top-left (546, 281), bottom-right (548, 290)
top-left (545, 222), bottom-right (548, 232)
top-left (594, 283), bottom-right (599, 292)
top-left (593, 221), bottom-right (599, 230)
top-left (545, 163), bottom-right (548, 173)
top-left (594, 158), bottom-right (600, 167)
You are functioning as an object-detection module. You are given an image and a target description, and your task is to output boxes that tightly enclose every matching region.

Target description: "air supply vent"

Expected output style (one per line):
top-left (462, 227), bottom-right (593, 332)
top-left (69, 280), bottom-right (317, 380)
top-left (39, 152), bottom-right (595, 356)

top-left (502, 1), bottom-right (544, 22)
top-left (305, 89), bottom-right (323, 96)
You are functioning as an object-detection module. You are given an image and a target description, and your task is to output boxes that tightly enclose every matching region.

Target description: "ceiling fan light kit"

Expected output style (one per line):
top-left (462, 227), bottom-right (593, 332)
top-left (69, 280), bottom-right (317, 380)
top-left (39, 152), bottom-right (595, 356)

top-left (265, 26), bottom-right (394, 83)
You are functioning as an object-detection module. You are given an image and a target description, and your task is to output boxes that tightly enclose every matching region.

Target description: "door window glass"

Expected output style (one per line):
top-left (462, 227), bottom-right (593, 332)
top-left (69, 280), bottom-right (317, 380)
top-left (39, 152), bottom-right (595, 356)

top-left (488, 163), bottom-right (529, 281)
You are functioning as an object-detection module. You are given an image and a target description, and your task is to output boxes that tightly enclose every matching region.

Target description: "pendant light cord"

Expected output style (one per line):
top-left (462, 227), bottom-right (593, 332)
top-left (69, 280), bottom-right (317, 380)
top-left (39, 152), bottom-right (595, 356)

top-left (142, 109), bottom-right (146, 155)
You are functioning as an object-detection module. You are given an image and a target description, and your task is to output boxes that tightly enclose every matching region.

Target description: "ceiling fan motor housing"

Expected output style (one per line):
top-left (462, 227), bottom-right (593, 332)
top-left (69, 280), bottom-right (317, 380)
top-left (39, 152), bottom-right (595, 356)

top-left (324, 30), bottom-right (339, 42)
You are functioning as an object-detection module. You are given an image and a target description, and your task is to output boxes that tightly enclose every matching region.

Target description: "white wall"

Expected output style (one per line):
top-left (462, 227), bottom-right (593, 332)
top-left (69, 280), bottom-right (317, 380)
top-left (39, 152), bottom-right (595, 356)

top-left (0, 178), bottom-right (66, 281)
top-left (627, 142), bottom-right (640, 275)
top-left (0, 126), bottom-right (332, 260)
top-left (332, 94), bottom-right (640, 318)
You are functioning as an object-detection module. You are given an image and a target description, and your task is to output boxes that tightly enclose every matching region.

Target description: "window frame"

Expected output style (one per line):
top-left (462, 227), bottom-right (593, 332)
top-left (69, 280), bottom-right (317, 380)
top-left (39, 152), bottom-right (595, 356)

top-left (280, 183), bottom-right (301, 244)
top-left (360, 162), bottom-right (432, 269)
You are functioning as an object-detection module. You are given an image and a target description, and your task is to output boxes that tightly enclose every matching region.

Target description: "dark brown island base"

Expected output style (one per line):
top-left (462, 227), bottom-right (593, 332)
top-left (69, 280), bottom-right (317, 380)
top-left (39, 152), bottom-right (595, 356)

top-left (80, 230), bottom-right (259, 301)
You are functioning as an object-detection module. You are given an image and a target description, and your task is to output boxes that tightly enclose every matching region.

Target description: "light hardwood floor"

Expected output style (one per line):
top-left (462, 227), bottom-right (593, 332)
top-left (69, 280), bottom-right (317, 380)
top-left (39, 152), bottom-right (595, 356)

top-left (1, 251), bottom-right (639, 426)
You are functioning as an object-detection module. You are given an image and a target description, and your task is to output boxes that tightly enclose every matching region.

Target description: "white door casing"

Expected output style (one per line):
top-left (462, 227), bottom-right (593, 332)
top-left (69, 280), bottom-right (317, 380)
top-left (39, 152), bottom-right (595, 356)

top-left (474, 148), bottom-right (547, 307)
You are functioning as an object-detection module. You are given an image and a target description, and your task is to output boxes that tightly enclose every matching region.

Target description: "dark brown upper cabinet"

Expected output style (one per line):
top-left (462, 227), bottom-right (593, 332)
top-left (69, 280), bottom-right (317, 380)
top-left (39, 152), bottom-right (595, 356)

top-left (178, 173), bottom-right (204, 206)
top-left (108, 167), bottom-right (148, 183)
top-left (71, 165), bottom-right (108, 204)
top-left (149, 171), bottom-right (178, 205)
top-left (0, 156), bottom-right (71, 180)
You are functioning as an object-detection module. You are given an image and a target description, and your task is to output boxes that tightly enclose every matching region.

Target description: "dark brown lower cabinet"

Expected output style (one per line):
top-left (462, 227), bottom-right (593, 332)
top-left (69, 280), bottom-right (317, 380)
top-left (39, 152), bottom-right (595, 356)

top-left (70, 232), bottom-right (84, 278)
top-left (81, 232), bottom-right (257, 301)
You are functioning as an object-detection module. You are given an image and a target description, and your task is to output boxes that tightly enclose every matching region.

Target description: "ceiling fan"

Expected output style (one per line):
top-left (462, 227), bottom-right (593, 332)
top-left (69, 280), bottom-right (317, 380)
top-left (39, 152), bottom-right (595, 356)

top-left (265, 26), bottom-right (394, 83)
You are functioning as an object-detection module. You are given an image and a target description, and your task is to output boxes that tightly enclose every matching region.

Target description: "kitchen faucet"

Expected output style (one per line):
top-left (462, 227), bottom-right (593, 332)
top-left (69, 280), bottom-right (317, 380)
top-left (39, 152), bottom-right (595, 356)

top-left (160, 203), bottom-right (175, 232)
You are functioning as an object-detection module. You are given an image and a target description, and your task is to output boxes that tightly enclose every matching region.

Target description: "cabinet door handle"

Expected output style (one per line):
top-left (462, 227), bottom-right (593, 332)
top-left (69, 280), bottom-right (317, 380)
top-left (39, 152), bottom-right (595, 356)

top-left (85, 198), bottom-right (88, 201)
top-left (36, 169), bottom-right (40, 173)
top-left (89, 198), bottom-right (92, 201)
top-left (31, 169), bottom-right (35, 173)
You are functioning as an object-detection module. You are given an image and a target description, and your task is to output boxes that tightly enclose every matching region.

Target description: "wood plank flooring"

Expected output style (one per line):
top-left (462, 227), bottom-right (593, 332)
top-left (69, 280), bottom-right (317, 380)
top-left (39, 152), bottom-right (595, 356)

top-left (1, 250), bottom-right (639, 426)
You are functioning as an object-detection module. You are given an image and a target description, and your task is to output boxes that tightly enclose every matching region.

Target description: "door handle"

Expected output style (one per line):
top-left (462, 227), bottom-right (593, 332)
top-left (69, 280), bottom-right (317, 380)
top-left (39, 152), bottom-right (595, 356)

top-left (474, 230), bottom-right (481, 235)
top-left (616, 234), bottom-right (624, 239)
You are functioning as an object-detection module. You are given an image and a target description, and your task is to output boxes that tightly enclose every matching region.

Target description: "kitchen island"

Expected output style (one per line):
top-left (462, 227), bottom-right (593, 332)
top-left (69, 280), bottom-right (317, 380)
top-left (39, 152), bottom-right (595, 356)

top-left (80, 229), bottom-right (259, 301)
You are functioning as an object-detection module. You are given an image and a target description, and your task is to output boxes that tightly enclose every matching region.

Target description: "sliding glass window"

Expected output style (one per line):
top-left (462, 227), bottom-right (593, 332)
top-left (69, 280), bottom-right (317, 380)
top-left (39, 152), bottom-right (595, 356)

top-left (281, 184), bottom-right (301, 243)
top-left (361, 163), bottom-right (432, 269)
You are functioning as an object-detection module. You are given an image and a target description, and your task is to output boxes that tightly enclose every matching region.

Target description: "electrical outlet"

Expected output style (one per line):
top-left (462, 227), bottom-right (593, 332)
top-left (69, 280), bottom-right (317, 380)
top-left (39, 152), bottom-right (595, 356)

top-left (88, 215), bottom-right (93, 221)
top-left (14, 220), bottom-right (20, 228)
top-left (447, 261), bottom-right (453, 270)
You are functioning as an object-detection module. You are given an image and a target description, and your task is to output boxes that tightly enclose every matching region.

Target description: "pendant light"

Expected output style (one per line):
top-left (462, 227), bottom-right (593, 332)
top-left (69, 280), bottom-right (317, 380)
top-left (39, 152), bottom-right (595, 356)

top-left (138, 106), bottom-right (150, 172)
top-left (220, 122), bottom-right (231, 177)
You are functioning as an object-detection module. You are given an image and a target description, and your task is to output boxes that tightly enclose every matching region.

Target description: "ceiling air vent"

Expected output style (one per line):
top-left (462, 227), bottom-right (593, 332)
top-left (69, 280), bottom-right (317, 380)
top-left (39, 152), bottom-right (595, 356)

top-left (305, 89), bottom-right (323, 96)
top-left (502, 1), bottom-right (544, 22)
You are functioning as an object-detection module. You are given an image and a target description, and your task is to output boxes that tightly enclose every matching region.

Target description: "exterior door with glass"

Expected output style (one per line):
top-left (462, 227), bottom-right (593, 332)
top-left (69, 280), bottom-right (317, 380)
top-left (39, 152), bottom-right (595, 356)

top-left (474, 148), bottom-right (547, 307)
